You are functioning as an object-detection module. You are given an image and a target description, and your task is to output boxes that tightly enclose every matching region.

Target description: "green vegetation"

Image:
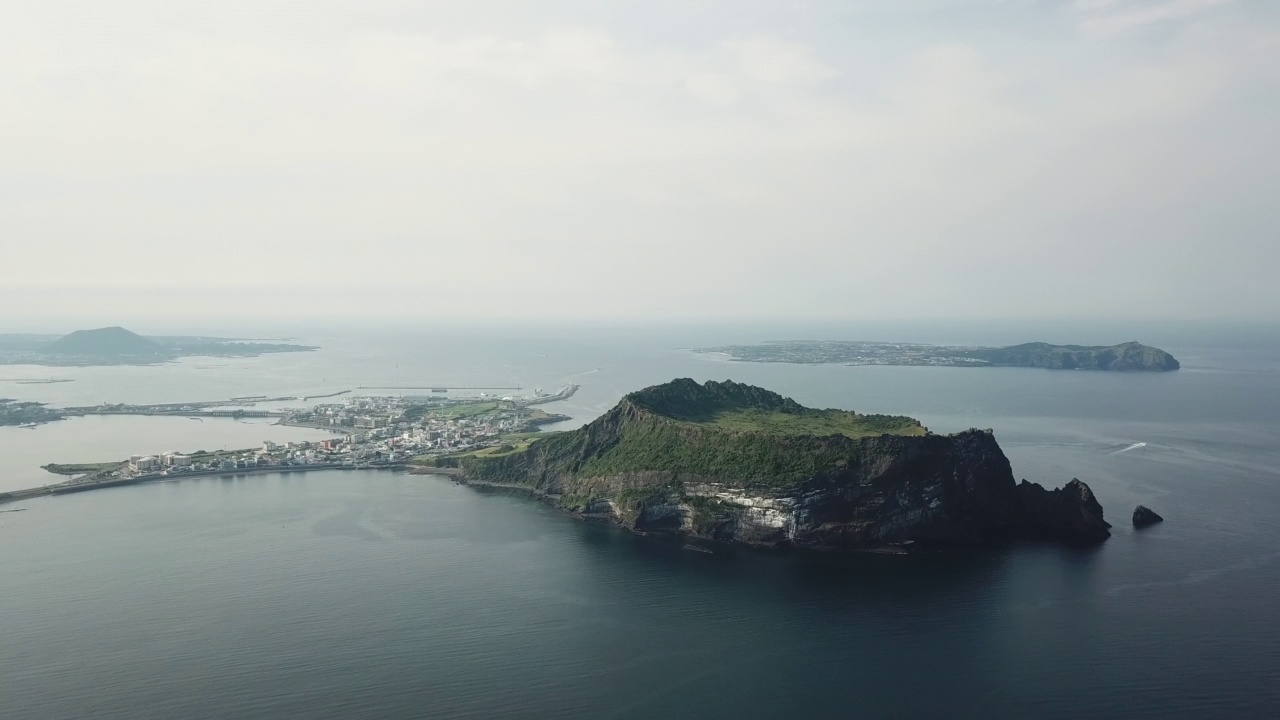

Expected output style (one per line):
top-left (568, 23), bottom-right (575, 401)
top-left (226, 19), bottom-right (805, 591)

top-left (46, 326), bottom-right (161, 356)
top-left (559, 493), bottom-right (593, 511)
top-left (578, 419), bottom-right (881, 488)
top-left (689, 407), bottom-right (923, 438)
top-left (414, 431), bottom-right (564, 467)
top-left (406, 401), bottom-right (503, 420)
top-left (615, 484), bottom-right (676, 508)
top-left (454, 379), bottom-right (933, 490)
top-left (625, 377), bottom-right (923, 437)
top-left (470, 440), bottom-right (533, 458)
top-left (41, 462), bottom-right (123, 476)
top-left (959, 341), bottom-right (1181, 371)
top-left (501, 431), bottom-right (562, 443)
top-left (441, 379), bottom-right (1112, 548)
top-left (683, 494), bottom-right (743, 535)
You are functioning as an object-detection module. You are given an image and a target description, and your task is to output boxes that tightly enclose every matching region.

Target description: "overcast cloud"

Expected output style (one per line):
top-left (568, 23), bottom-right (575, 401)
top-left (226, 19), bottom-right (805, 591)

top-left (2, 0), bottom-right (1277, 327)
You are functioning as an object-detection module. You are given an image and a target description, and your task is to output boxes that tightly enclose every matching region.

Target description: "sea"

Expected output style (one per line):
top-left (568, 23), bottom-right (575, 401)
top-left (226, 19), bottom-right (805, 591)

top-left (2, 321), bottom-right (1278, 719)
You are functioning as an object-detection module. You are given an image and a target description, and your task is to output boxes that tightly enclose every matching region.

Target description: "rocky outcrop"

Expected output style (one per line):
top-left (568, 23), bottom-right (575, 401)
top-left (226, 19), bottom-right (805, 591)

top-left (1016, 479), bottom-right (1112, 543)
top-left (1132, 505), bottom-right (1164, 528)
top-left (446, 379), bottom-right (1111, 549)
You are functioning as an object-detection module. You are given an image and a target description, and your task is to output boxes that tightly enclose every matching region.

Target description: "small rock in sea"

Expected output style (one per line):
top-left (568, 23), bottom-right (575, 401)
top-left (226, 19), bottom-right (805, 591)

top-left (1132, 505), bottom-right (1164, 528)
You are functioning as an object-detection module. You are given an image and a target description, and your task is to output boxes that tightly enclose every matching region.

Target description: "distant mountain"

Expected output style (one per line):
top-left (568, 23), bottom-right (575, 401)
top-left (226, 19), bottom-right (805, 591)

top-left (45, 327), bottom-right (164, 357)
top-left (962, 341), bottom-right (1181, 371)
top-left (0, 327), bottom-right (315, 366)
top-left (696, 339), bottom-right (1180, 371)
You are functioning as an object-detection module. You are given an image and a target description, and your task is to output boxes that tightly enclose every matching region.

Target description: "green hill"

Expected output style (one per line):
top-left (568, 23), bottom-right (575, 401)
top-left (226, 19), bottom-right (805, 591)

top-left (962, 341), bottom-right (1180, 371)
top-left (45, 327), bottom-right (163, 356)
top-left (433, 379), bottom-right (1110, 549)
top-left (626, 378), bottom-right (925, 438)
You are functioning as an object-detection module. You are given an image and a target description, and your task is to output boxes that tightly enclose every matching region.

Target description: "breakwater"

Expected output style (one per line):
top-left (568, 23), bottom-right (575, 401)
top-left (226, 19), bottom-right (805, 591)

top-left (521, 384), bottom-right (579, 406)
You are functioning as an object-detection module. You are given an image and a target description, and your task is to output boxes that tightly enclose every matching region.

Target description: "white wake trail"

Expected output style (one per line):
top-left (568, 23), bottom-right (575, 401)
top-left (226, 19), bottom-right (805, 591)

top-left (1111, 442), bottom-right (1147, 455)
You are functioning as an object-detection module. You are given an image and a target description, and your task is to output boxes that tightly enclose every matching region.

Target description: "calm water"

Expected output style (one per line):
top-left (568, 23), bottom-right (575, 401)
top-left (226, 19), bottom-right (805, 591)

top-left (3, 324), bottom-right (1279, 718)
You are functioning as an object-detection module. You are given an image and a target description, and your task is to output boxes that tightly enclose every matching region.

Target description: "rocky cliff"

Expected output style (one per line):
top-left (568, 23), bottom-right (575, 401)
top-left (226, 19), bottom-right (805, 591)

top-left (444, 379), bottom-right (1111, 549)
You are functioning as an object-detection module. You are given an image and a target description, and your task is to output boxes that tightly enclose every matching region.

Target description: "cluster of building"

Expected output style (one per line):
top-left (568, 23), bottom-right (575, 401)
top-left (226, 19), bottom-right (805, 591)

top-left (116, 395), bottom-right (548, 480)
top-left (127, 452), bottom-right (192, 473)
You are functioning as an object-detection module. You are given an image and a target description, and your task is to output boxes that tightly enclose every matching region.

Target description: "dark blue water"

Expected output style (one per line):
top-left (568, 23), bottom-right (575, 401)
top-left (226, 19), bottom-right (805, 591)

top-left (3, 325), bottom-right (1279, 718)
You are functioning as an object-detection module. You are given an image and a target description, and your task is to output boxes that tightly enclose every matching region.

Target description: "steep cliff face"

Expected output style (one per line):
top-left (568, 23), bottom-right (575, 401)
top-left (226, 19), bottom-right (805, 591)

top-left (452, 379), bottom-right (1111, 548)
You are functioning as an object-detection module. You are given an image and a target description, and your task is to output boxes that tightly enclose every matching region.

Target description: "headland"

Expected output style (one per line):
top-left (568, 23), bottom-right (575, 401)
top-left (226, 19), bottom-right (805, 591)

top-left (1, 385), bottom-right (577, 504)
top-left (421, 378), bottom-right (1112, 550)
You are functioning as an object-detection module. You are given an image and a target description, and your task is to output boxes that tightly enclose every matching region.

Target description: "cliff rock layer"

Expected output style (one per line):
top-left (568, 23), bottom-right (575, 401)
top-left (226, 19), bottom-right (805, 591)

top-left (446, 379), bottom-right (1111, 548)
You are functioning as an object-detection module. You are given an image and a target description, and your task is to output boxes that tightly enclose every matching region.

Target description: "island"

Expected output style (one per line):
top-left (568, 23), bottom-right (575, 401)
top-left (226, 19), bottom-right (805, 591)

top-left (0, 326), bottom-right (316, 366)
top-left (695, 340), bottom-right (1180, 371)
top-left (0, 398), bottom-right (63, 427)
top-left (421, 379), bottom-right (1112, 550)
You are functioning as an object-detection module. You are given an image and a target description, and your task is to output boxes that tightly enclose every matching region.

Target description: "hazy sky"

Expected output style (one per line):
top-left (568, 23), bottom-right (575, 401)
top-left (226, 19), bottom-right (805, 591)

top-left (3, 0), bottom-right (1277, 327)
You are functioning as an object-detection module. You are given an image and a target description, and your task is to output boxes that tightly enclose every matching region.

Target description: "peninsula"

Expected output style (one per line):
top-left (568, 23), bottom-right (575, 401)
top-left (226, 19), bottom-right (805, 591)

top-left (0, 398), bottom-right (62, 427)
top-left (0, 326), bottom-right (316, 367)
top-left (424, 379), bottom-right (1112, 549)
top-left (696, 340), bottom-right (1180, 371)
top-left (0, 387), bottom-right (576, 505)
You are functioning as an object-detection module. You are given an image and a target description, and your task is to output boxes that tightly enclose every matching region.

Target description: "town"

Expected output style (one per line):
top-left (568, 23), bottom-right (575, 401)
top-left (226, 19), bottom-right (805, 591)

top-left (118, 386), bottom-right (576, 478)
top-left (3, 386), bottom-right (578, 503)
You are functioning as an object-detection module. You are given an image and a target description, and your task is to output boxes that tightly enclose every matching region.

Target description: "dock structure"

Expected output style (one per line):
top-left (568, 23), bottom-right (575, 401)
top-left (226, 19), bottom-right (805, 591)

top-left (519, 384), bottom-right (579, 406)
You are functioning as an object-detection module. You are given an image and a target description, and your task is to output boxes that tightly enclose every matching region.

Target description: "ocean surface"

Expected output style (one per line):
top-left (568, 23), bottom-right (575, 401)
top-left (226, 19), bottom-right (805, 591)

top-left (3, 323), bottom-right (1279, 718)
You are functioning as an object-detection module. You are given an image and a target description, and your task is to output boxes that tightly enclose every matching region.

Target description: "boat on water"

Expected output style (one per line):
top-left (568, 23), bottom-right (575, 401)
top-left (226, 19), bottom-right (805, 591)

top-left (18, 423), bottom-right (39, 429)
top-left (682, 544), bottom-right (714, 554)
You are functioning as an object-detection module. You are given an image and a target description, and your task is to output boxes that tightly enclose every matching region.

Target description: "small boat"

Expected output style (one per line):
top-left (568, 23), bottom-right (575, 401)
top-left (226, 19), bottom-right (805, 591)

top-left (682, 544), bottom-right (713, 554)
top-left (18, 423), bottom-right (39, 429)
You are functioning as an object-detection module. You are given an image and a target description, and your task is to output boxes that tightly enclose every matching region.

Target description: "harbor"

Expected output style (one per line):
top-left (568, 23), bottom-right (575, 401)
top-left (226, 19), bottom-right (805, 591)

top-left (0, 384), bottom-right (578, 505)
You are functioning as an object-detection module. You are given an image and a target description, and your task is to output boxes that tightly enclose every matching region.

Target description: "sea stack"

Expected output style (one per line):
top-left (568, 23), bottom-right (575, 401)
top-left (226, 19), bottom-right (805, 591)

top-left (1133, 505), bottom-right (1164, 528)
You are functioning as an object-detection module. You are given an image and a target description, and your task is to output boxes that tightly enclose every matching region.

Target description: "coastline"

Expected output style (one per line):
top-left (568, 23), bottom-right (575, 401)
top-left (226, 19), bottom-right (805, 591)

top-left (0, 462), bottom-right (409, 506)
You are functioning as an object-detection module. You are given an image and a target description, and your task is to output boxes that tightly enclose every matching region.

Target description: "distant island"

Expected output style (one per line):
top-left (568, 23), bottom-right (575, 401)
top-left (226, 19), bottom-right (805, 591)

top-left (0, 398), bottom-right (63, 427)
top-left (696, 340), bottom-right (1179, 371)
top-left (0, 326), bottom-right (316, 366)
top-left (423, 379), bottom-right (1112, 550)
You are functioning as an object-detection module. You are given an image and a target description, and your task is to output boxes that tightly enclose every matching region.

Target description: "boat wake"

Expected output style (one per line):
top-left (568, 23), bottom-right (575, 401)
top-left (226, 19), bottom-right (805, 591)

top-left (1111, 442), bottom-right (1147, 455)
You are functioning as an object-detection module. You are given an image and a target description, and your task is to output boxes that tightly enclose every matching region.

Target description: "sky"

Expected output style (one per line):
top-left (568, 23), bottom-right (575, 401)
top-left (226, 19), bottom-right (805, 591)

top-left (2, 0), bottom-right (1277, 329)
